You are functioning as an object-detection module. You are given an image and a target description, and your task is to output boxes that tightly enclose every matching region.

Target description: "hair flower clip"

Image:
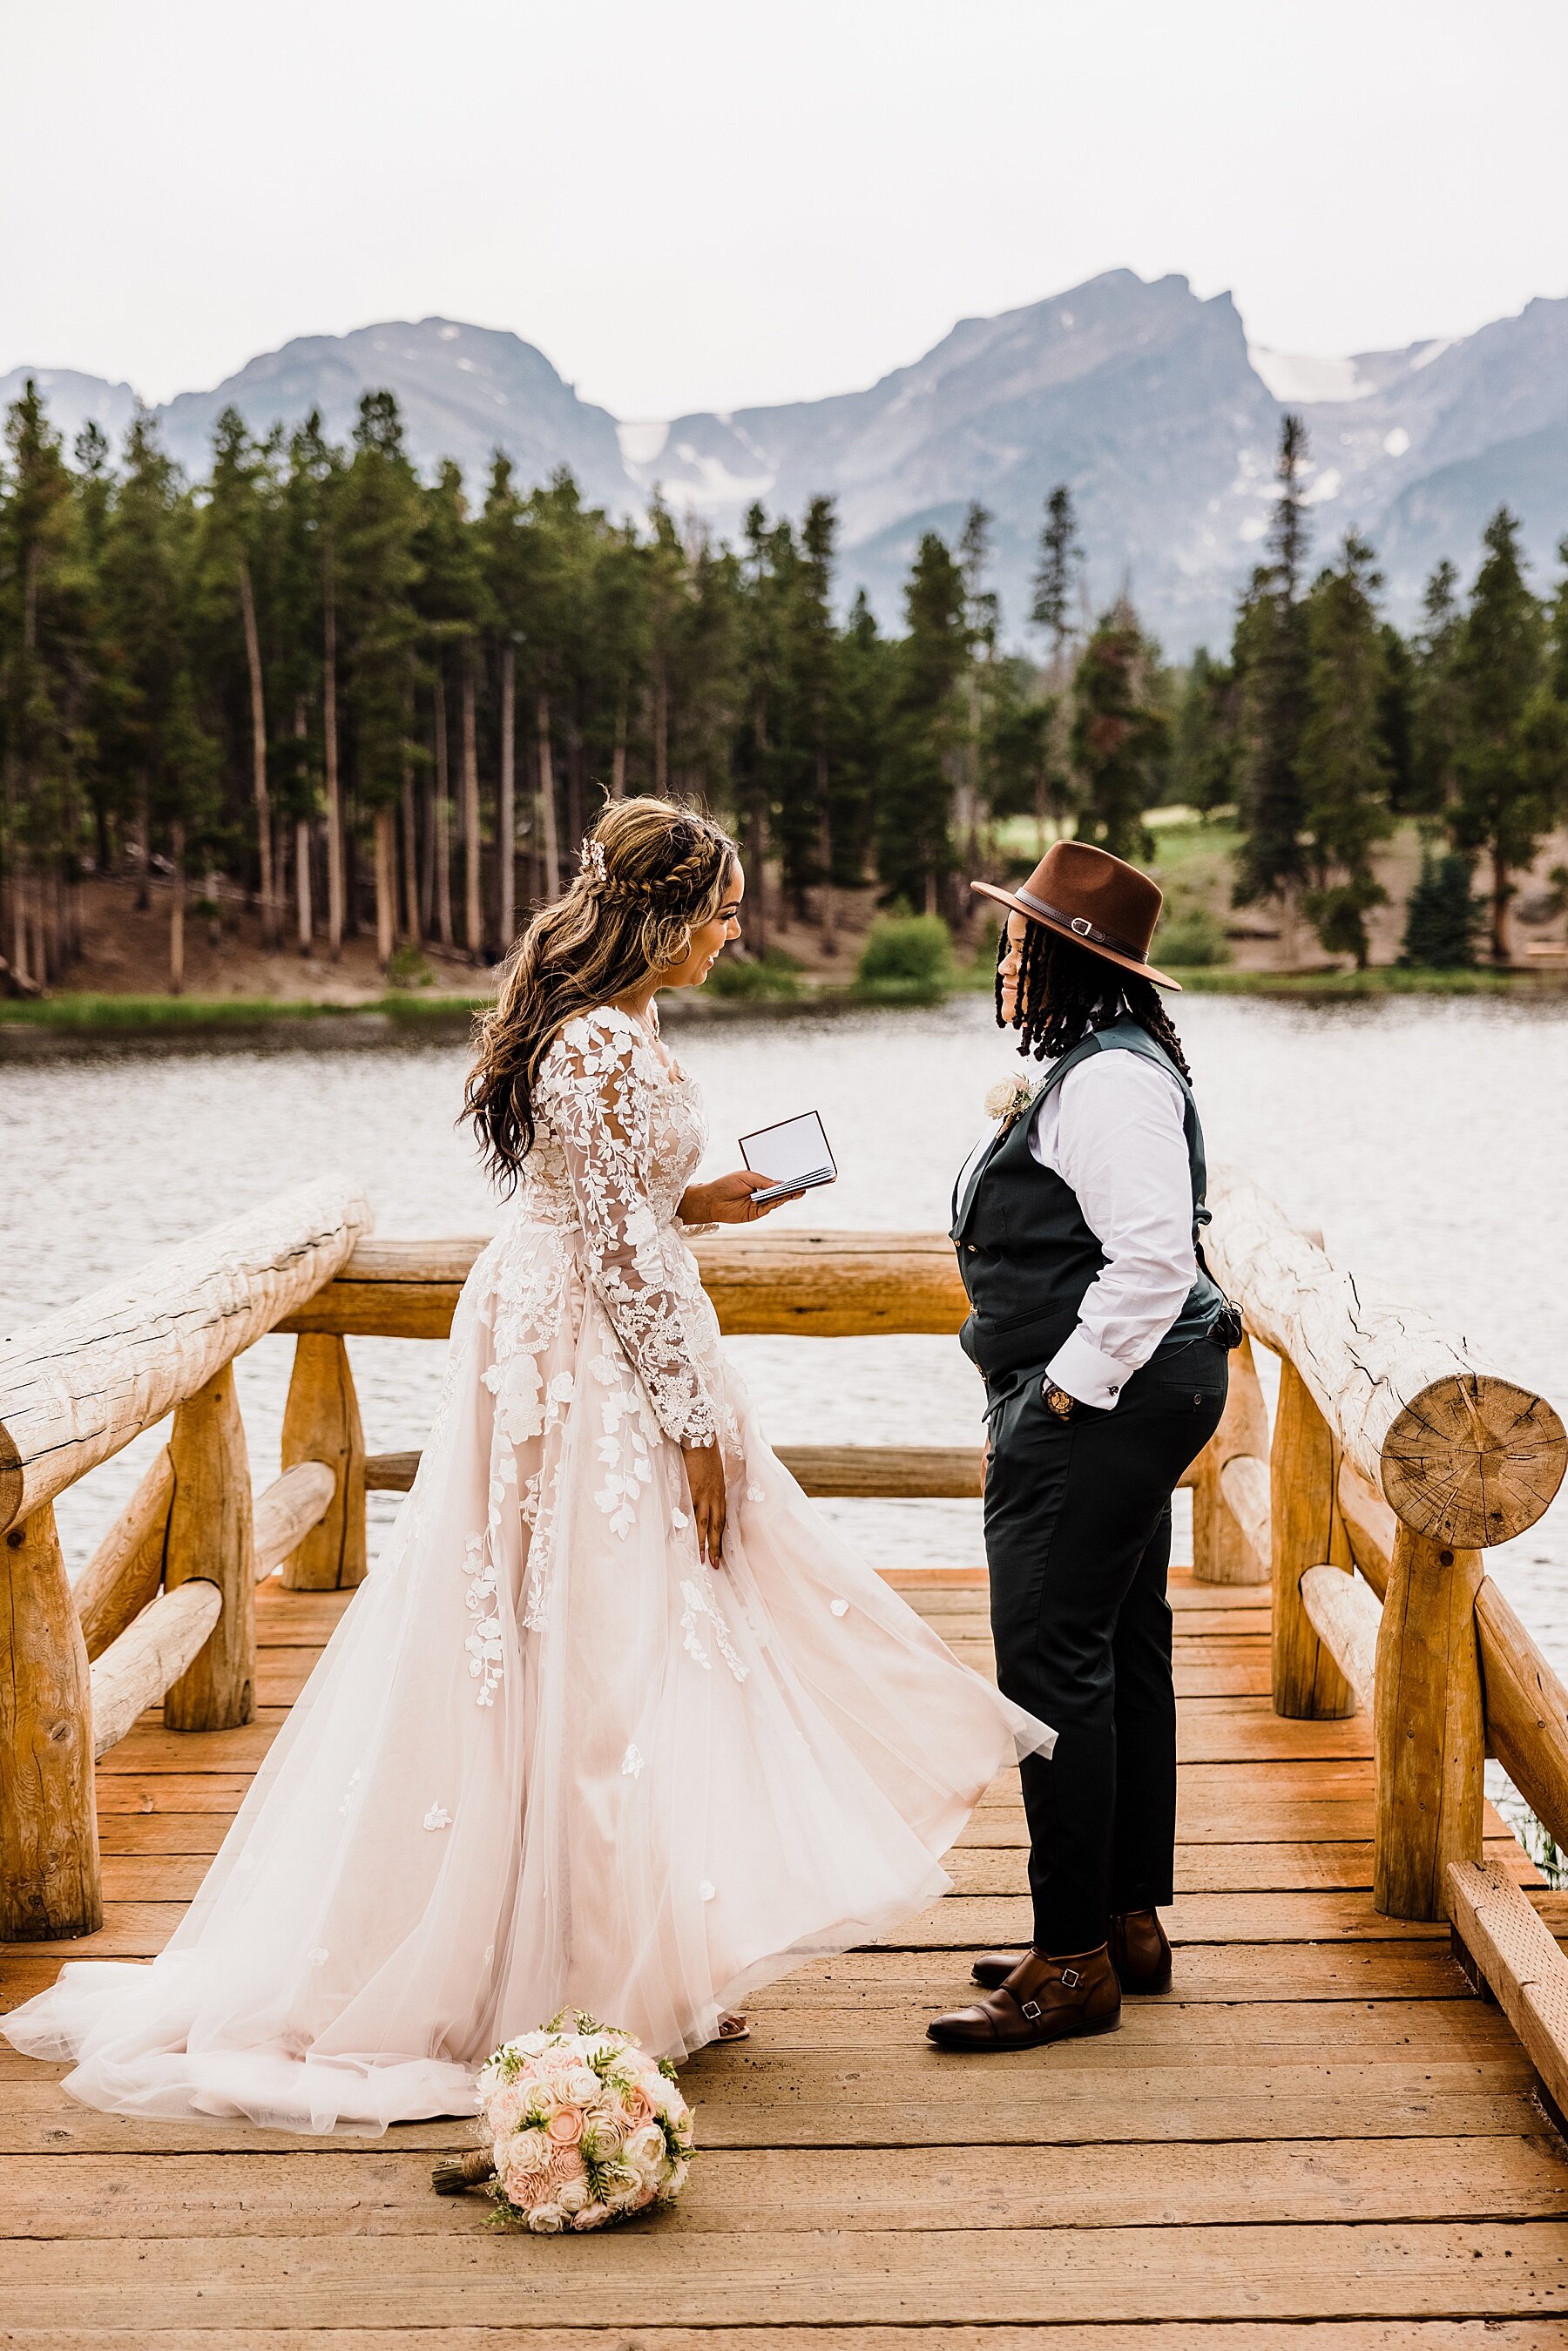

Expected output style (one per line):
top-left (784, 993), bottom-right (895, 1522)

top-left (579, 838), bottom-right (608, 887)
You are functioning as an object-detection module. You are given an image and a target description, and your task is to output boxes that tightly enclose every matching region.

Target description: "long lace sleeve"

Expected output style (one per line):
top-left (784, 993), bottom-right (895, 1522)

top-left (538, 1010), bottom-right (719, 1447)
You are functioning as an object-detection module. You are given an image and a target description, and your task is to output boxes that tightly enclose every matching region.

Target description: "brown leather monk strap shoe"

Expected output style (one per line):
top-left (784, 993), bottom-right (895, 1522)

top-left (929, 1943), bottom-right (1120, 2050)
top-left (970, 1909), bottom-right (1173, 1995)
top-left (1109, 1907), bottom-right (1173, 1993)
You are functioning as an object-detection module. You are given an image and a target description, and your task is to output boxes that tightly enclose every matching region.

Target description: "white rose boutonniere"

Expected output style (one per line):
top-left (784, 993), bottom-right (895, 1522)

top-left (984, 1071), bottom-right (1041, 1127)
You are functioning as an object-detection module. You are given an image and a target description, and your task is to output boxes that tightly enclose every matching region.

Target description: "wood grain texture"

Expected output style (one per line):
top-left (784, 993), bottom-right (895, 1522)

top-left (72, 1446), bottom-right (172, 1659)
top-left (90, 1581), bottom-right (221, 1758)
top-left (1271, 1357), bottom-right (1356, 1720)
top-left (161, 1367), bottom-right (254, 1733)
top-left (1447, 1856), bottom-right (1568, 2125)
top-left (1375, 1525), bottom-right (1485, 1922)
top-left (279, 1335), bottom-right (366, 1590)
top-left (365, 1442), bottom-right (988, 1500)
top-left (1205, 1166), bottom-right (1567, 1548)
top-left (252, 1463), bottom-right (335, 1582)
top-left (1191, 1331), bottom-right (1272, 1584)
top-left (0, 1503), bottom-right (99, 1939)
top-left (1476, 1575), bottom-right (1568, 1856)
top-left (1300, 1564), bottom-right (1382, 1714)
top-left (0, 1176), bottom-right (372, 1535)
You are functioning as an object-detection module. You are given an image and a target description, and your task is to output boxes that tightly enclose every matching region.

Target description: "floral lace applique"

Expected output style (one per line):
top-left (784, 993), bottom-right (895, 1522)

top-left (534, 1010), bottom-right (720, 1449)
top-left (423, 1802), bottom-right (452, 1831)
top-left (621, 1743), bottom-right (645, 1778)
top-left (679, 1576), bottom-right (750, 1684)
top-left (463, 1530), bottom-right (504, 1706)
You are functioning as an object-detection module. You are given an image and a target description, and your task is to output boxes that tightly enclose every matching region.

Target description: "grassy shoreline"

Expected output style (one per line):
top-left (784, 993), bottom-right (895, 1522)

top-left (1, 960), bottom-right (1565, 1052)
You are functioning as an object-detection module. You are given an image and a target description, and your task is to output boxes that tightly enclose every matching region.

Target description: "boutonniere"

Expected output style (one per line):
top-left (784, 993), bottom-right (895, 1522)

top-left (983, 1071), bottom-right (1042, 1132)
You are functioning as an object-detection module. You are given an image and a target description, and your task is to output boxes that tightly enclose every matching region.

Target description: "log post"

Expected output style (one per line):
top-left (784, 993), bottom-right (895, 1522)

top-left (279, 1336), bottom-right (366, 1591)
top-left (1271, 1356), bottom-right (1356, 1720)
top-left (163, 1365), bottom-right (255, 1732)
top-left (1191, 1334), bottom-right (1270, 1584)
top-left (0, 1503), bottom-right (101, 1939)
top-left (74, 1445), bottom-right (174, 1660)
top-left (1375, 1522), bottom-right (1484, 1920)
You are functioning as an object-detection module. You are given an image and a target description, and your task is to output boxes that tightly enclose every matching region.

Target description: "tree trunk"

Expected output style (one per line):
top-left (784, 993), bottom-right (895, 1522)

top-left (537, 692), bottom-right (560, 900)
top-left (419, 776), bottom-right (436, 937)
top-left (374, 805), bottom-right (396, 970)
top-left (10, 855), bottom-right (30, 986)
top-left (237, 557), bottom-right (275, 946)
top-left (816, 738), bottom-right (836, 956)
top-left (134, 777), bottom-right (151, 910)
top-left (169, 820), bottom-right (186, 996)
top-left (611, 684), bottom-right (628, 801)
top-left (434, 668), bottom-right (454, 949)
top-left (462, 648), bottom-right (483, 960)
top-left (322, 545), bottom-right (344, 961)
top-left (499, 643), bottom-right (517, 944)
top-left (295, 818), bottom-right (313, 952)
top-left (1490, 844), bottom-right (1511, 964)
top-left (652, 665), bottom-right (669, 795)
top-left (401, 768), bottom-right (420, 943)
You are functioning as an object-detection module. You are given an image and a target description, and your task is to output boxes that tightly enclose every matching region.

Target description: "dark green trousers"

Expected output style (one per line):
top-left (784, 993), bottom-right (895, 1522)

top-left (983, 1339), bottom-right (1229, 1954)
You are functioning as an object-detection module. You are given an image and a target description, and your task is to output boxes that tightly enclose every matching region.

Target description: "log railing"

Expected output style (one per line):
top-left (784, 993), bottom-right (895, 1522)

top-left (5, 1173), bottom-right (1568, 2121)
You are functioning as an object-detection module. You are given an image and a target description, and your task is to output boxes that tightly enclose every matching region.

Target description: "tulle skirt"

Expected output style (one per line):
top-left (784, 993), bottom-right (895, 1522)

top-left (3, 1220), bottom-right (1051, 2135)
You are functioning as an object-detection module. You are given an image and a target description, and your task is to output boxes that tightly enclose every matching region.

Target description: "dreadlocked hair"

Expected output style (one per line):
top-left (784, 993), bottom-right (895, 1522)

top-left (467, 796), bottom-right (737, 1189)
top-left (997, 921), bottom-right (1192, 1082)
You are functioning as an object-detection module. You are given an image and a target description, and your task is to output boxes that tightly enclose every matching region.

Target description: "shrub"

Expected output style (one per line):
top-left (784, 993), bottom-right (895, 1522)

top-left (1154, 909), bottom-right (1232, 968)
top-left (1400, 850), bottom-right (1483, 969)
top-left (855, 914), bottom-right (956, 1002)
top-left (385, 944), bottom-right (437, 990)
top-left (706, 948), bottom-right (801, 1001)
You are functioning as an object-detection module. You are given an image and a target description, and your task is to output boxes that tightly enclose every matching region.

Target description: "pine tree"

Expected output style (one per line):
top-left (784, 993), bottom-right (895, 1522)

top-left (1031, 485), bottom-right (1081, 657)
top-left (1170, 647), bottom-right (1238, 819)
top-left (1233, 415), bottom-right (1312, 931)
top-left (1297, 536), bottom-right (1394, 967)
top-left (337, 392), bottom-right (423, 968)
top-left (197, 409), bottom-right (280, 944)
top-left (796, 496), bottom-right (841, 949)
top-left (1069, 599), bottom-right (1168, 861)
top-left (1409, 559), bottom-right (1463, 817)
top-left (416, 457), bottom-right (490, 958)
top-left (879, 531), bottom-right (968, 912)
top-left (1450, 509), bottom-right (1546, 962)
top-left (1400, 845), bottom-right (1483, 968)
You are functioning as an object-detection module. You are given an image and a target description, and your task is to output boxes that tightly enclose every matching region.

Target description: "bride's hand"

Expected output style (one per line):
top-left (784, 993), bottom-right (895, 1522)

top-left (680, 1172), bottom-right (798, 1225)
top-left (682, 1440), bottom-right (728, 1568)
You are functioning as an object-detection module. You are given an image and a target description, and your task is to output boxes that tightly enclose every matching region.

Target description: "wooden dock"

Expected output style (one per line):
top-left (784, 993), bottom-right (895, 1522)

top-left (5, 1560), bottom-right (1568, 2344)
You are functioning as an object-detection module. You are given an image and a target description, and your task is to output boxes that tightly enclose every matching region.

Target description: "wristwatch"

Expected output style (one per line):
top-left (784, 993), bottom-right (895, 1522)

top-left (1042, 1383), bottom-right (1078, 1421)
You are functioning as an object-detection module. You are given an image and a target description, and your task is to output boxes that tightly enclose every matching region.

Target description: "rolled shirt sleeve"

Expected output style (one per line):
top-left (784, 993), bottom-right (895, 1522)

top-left (1031, 1051), bottom-right (1197, 1410)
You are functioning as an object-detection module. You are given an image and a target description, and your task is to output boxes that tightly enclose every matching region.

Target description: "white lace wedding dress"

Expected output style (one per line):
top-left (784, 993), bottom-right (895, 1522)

top-left (3, 1004), bottom-right (1051, 2134)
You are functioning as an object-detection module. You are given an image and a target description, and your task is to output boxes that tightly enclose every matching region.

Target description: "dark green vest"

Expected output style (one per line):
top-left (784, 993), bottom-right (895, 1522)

top-left (950, 1016), bottom-right (1224, 1379)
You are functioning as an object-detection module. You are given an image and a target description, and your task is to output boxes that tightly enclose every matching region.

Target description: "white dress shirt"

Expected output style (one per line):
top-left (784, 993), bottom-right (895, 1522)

top-left (958, 1047), bottom-right (1199, 1411)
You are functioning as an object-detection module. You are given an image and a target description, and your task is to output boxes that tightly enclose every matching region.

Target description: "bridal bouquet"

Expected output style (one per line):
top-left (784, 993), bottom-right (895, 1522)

top-left (434, 2010), bottom-right (695, 2233)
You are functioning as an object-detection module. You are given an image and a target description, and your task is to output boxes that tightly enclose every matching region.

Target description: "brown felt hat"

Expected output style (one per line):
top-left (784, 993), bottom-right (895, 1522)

top-left (970, 839), bottom-right (1179, 991)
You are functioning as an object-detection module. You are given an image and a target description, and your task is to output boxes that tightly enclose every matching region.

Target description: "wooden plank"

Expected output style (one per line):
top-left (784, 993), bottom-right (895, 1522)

top-left (3, 2219), bottom-right (1567, 2327)
top-left (1449, 1855), bottom-right (1568, 2123)
top-left (5, 2326), bottom-right (1568, 2351)
top-left (944, 1837), bottom-right (1538, 1897)
top-left (4, 2135), bottom-right (1565, 2239)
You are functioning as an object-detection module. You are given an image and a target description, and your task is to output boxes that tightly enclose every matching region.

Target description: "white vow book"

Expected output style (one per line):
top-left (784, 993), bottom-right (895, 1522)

top-left (739, 1110), bottom-right (838, 1204)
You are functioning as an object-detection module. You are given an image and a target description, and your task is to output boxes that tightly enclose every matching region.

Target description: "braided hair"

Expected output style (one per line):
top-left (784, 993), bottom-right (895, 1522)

top-left (998, 919), bottom-right (1193, 1082)
top-left (467, 797), bottom-right (738, 1186)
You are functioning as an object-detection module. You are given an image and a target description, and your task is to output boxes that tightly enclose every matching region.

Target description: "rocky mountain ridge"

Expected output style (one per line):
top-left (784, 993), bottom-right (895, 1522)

top-left (7, 271), bottom-right (1567, 653)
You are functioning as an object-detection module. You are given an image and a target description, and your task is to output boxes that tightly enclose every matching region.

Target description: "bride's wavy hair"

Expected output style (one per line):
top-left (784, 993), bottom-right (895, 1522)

top-left (466, 797), bottom-right (738, 1187)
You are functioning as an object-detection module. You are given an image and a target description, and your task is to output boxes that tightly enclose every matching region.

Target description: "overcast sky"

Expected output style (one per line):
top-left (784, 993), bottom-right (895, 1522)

top-left (6, 0), bottom-right (1568, 416)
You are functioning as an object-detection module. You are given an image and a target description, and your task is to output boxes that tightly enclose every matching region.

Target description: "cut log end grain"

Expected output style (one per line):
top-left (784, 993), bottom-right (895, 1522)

top-left (1382, 1375), bottom-right (1568, 1550)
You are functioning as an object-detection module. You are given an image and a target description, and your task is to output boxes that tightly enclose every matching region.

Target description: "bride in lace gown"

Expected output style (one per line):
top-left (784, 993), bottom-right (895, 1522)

top-left (3, 799), bottom-right (1051, 2134)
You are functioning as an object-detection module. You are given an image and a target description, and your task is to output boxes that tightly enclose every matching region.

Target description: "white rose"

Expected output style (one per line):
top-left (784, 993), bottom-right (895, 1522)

top-left (514, 2030), bottom-right (549, 2057)
top-left (507, 2126), bottom-right (551, 2176)
top-left (556, 2174), bottom-right (591, 2214)
top-left (563, 2065), bottom-right (599, 2104)
top-left (625, 2124), bottom-right (666, 2178)
top-left (527, 2205), bottom-right (564, 2234)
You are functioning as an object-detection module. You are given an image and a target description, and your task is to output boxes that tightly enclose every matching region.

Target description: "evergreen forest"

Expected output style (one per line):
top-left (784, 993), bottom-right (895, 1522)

top-left (2, 381), bottom-right (1566, 993)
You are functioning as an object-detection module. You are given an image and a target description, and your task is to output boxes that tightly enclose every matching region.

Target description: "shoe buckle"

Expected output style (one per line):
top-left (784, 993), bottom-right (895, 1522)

top-left (1059, 1967), bottom-right (1081, 1989)
top-left (1020, 1997), bottom-right (1043, 2021)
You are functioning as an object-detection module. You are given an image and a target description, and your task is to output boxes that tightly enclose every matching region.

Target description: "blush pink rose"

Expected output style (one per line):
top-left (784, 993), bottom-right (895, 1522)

top-left (547, 2105), bottom-right (585, 2147)
top-left (549, 2146), bottom-right (586, 2185)
top-left (621, 2087), bottom-right (653, 2128)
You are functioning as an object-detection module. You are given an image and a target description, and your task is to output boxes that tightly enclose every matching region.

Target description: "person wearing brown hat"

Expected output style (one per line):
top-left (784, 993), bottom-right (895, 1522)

top-left (928, 840), bottom-right (1237, 2055)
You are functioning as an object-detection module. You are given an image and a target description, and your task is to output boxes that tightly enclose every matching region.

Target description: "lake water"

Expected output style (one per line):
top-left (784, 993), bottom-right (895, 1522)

top-left (4, 993), bottom-right (1568, 1684)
